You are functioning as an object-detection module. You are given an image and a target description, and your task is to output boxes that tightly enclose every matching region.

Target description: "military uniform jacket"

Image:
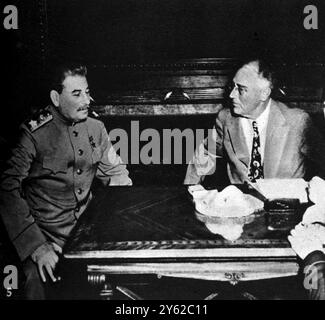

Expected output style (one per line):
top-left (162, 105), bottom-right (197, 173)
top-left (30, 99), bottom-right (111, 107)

top-left (0, 105), bottom-right (132, 261)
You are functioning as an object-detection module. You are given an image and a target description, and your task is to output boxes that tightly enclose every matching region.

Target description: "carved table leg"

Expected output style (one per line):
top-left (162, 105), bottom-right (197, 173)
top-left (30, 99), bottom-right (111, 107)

top-left (99, 283), bottom-right (114, 300)
top-left (88, 273), bottom-right (114, 300)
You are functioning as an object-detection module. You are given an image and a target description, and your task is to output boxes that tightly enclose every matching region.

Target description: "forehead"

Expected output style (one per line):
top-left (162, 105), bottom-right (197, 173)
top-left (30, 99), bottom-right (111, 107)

top-left (233, 64), bottom-right (259, 87)
top-left (62, 75), bottom-right (88, 91)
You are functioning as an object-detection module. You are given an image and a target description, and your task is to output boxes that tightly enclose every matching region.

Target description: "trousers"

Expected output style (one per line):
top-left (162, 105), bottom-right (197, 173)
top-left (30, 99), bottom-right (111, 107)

top-left (22, 258), bottom-right (62, 300)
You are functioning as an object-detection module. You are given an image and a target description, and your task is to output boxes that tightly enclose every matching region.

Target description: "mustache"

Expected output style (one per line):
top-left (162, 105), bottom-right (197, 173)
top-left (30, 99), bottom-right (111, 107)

top-left (77, 96), bottom-right (95, 111)
top-left (77, 106), bottom-right (99, 118)
top-left (77, 106), bottom-right (89, 111)
top-left (77, 96), bottom-right (98, 117)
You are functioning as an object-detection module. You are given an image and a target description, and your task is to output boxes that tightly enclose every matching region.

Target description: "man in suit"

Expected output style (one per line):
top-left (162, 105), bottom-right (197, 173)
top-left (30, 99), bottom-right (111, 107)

top-left (0, 62), bottom-right (132, 299)
top-left (184, 59), bottom-right (323, 185)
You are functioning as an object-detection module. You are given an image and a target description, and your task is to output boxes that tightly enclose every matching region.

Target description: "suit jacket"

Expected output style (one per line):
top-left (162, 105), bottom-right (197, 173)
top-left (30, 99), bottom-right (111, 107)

top-left (0, 105), bottom-right (132, 261)
top-left (184, 99), bottom-right (325, 184)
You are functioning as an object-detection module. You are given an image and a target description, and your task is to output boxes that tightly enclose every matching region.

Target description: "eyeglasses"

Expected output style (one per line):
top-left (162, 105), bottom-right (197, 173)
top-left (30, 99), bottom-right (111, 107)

top-left (227, 83), bottom-right (247, 95)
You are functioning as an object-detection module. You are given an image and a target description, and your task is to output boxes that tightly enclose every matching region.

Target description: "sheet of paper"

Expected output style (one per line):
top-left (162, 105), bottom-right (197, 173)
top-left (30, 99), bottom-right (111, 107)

top-left (255, 178), bottom-right (309, 203)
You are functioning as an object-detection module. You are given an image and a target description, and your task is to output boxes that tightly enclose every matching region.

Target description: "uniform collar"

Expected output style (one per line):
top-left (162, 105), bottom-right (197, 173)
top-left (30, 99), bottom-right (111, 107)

top-left (50, 105), bottom-right (86, 126)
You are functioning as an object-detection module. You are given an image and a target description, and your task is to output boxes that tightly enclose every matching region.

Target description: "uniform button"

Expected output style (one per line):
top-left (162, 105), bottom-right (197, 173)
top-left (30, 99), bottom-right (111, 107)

top-left (77, 169), bottom-right (83, 175)
top-left (78, 149), bottom-right (83, 156)
top-left (73, 131), bottom-right (78, 137)
top-left (75, 206), bottom-right (80, 213)
top-left (77, 188), bottom-right (83, 194)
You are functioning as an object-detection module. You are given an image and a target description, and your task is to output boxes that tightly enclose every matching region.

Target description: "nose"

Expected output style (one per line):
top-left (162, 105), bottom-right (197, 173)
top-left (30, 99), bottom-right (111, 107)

top-left (229, 86), bottom-right (237, 99)
top-left (81, 92), bottom-right (90, 105)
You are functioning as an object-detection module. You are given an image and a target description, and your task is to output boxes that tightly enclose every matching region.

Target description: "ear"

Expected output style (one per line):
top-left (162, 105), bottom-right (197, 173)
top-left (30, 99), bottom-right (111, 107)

top-left (260, 87), bottom-right (271, 101)
top-left (50, 90), bottom-right (60, 107)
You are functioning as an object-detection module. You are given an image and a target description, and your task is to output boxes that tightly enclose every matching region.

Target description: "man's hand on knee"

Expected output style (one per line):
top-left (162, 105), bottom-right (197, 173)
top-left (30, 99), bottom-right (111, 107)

top-left (31, 242), bottom-right (62, 283)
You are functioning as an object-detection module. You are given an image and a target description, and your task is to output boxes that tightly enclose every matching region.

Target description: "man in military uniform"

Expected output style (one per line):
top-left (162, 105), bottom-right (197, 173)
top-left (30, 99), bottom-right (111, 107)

top-left (0, 63), bottom-right (132, 299)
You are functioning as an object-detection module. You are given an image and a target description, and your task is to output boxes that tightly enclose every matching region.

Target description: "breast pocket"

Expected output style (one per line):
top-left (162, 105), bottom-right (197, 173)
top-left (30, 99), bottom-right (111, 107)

top-left (43, 156), bottom-right (68, 174)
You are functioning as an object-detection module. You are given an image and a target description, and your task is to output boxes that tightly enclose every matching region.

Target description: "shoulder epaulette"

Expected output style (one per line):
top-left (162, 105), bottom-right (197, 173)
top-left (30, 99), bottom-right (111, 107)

top-left (25, 106), bottom-right (53, 132)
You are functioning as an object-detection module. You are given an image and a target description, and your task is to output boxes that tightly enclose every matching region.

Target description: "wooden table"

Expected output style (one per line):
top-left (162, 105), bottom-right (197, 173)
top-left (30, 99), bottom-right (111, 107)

top-left (63, 186), bottom-right (304, 299)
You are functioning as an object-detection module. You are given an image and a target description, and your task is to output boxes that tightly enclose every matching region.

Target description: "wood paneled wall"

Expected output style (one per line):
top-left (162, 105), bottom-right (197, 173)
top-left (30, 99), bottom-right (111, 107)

top-left (87, 58), bottom-right (325, 116)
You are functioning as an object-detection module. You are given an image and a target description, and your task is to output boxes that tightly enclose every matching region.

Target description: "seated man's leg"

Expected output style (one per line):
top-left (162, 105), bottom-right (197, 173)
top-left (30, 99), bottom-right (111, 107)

top-left (303, 251), bottom-right (325, 300)
top-left (22, 258), bottom-right (46, 300)
top-left (22, 258), bottom-right (63, 300)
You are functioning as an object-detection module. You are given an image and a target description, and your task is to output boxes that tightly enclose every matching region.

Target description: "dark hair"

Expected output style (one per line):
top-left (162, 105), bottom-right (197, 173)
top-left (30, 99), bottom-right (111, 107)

top-left (50, 62), bottom-right (87, 93)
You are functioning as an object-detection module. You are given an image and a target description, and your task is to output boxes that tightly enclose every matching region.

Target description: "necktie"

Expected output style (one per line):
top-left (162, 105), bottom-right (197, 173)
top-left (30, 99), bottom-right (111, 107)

top-left (248, 121), bottom-right (264, 182)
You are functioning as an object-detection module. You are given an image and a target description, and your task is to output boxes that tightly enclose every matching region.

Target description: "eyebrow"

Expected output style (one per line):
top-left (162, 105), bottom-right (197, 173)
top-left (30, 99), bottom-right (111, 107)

top-left (234, 83), bottom-right (248, 89)
top-left (70, 87), bottom-right (89, 94)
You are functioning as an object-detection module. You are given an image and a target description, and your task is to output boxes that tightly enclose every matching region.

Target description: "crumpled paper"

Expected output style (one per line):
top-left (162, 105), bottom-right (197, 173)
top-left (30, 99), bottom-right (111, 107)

top-left (205, 222), bottom-right (244, 241)
top-left (189, 185), bottom-right (263, 241)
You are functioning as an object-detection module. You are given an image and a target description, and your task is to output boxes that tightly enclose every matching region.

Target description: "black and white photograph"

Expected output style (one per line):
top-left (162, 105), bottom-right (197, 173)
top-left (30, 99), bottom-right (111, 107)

top-left (1, 0), bottom-right (325, 303)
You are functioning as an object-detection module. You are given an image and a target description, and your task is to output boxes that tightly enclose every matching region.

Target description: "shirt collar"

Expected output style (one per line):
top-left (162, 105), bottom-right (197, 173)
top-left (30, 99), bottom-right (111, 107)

top-left (254, 99), bottom-right (271, 129)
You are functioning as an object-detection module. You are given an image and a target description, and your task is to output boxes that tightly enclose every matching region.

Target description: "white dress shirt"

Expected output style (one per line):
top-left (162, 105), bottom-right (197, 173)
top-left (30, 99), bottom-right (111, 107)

top-left (240, 99), bottom-right (271, 163)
